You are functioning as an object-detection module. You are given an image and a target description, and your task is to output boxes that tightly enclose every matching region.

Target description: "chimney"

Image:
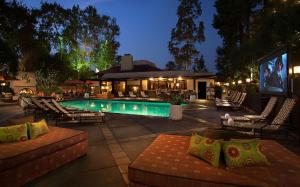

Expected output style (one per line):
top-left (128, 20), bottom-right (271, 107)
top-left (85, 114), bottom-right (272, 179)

top-left (121, 54), bottom-right (133, 71)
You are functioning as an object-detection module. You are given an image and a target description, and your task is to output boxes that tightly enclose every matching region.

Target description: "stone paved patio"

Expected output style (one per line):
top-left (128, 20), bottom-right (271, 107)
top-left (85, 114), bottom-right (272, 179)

top-left (0, 100), bottom-right (299, 187)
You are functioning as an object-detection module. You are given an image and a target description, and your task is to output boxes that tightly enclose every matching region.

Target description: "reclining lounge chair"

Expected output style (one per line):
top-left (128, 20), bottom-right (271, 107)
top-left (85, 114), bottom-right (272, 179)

top-left (221, 98), bottom-right (296, 137)
top-left (220, 96), bottom-right (278, 122)
top-left (51, 99), bottom-right (105, 125)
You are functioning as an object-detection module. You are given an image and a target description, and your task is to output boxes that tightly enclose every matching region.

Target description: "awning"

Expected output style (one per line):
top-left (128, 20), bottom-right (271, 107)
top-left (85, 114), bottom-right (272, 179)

top-left (100, 70), bottom-right (215, 80)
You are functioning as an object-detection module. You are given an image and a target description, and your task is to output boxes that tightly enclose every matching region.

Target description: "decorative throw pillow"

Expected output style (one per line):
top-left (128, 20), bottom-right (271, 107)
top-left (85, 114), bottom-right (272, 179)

top-left (0, 124), bottom-right (28, 143)
top-left (27, 119), bottom-right (49, 139)
top-left (223, 139), bottom-right (269, 168)
top-left (188, 134), bottom-right (221, 167)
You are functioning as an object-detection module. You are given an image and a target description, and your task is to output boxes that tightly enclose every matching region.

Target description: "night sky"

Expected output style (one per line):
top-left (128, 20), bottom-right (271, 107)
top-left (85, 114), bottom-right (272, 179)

top-left (21, 0), bottom-right (222, 73)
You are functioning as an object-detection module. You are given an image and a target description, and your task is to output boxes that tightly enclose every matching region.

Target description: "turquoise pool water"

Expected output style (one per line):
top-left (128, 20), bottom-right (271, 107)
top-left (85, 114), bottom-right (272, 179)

top-left (60, 100), bottom-right (186, 117)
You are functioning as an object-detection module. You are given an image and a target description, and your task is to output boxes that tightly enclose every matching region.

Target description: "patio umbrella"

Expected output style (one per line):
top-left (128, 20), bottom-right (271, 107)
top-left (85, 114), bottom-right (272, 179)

top-left (85, 80), bottom-right (94, 85)
top-left (63, 79), bottom-right (84, 86)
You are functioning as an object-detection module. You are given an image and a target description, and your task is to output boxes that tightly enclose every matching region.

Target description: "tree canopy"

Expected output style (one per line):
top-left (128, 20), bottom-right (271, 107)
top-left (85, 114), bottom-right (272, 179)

top-left (0, 0), bottom-right (120, 81)
top-left (213, 0), bottom-right (300, 81)
top-left (168, 0), bottom-right (206, 70)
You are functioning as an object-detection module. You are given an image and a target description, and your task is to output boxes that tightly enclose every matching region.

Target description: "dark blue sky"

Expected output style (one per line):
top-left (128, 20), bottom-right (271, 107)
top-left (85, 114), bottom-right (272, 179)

top-left (21, 0), bottom-right (222, 72)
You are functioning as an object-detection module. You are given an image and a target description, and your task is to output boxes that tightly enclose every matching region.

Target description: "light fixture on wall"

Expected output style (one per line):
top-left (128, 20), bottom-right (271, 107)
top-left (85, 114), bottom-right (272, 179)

top-left (237, 80), bottom-right (242, 84)
top-left (246, 78), bottom-right (251, 83)
top-left (294, 66), bottom-right (300, 74)
top-left (291, 65), bottom-right (300, 96)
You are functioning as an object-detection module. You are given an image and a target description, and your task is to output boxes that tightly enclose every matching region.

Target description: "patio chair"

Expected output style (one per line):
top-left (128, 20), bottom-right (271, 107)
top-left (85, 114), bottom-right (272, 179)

top-left (118, 91), bottom-right (125, 97)
top-left (51, 99), bottom-right (105, 124)
top-left (221, 98), bottom-right (296, 137)
top-left (223, 90), bottom-right (237, 101)
top-left (41, 99), bottom-right (60, 114)
top-left (216, 92), bottom-right (247, 110)
top-left (51, 99), bottom-right (81, 112)
top-left (31, 98), bottom-right (49, 112)
top-left (140, 91), bottom-right (149, 98)
top-left (19, 96), bottom-right (37, 115)
top-left (220, 96), bottom-right (278, 122)
top-left (129, 91), bottom-right (137, 98)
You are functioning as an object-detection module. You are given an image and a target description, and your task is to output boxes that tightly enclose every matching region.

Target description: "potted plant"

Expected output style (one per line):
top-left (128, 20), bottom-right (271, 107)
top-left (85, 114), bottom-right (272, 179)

top-left (169, 92), bottom-right (183, 120)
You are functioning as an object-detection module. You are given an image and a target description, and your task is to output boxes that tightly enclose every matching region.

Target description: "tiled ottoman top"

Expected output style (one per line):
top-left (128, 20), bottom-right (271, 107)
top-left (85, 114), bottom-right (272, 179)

top-left (129, 134), bottom-right (300, 187)
top-left (0, 126), bottom-right (87, 171)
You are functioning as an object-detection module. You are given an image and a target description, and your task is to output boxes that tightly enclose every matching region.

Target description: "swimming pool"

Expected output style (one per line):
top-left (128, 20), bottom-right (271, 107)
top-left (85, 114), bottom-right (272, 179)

top-left (60, 100), bottom-right (186, 117)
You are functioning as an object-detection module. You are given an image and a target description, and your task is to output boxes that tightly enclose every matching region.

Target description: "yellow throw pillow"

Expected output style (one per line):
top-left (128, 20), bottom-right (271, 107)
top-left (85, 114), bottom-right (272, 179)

top-left (0, 124), bottom-right (28, 143)
top-left (223, 139), bottom-right (270, 168)
top-left (188, 133), bottom-right (222, 167)
top-left (27, 119), bottom-right (49, 139)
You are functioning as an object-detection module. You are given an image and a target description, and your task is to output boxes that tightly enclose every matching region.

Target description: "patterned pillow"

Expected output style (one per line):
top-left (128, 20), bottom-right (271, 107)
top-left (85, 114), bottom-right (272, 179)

top-left (223, 139), bottom-right (269, 168)
top-left (188, 134), bottom-right (221, 167)
top-left (27, 119), bottom-right (49, 139)
top-left (0, 124), bottom-right (28, 143)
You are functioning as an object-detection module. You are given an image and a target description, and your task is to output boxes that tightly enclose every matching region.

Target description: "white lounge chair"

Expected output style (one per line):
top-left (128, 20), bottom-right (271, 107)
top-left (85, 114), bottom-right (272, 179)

top-left (140, 91), bottom-right (149, 98)
top-left (129, 91), bottom-right (137, 98)
top-left (118, 91), bottom-right (124, 97)
top-left (51, 99), bottom-right (105, 124)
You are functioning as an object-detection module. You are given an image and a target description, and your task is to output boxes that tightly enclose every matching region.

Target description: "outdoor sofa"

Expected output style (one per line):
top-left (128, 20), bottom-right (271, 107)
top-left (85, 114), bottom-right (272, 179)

top-left (129, 134), bottom-right (300, 187)
top-left (0, 124), bottom-right (88, 187)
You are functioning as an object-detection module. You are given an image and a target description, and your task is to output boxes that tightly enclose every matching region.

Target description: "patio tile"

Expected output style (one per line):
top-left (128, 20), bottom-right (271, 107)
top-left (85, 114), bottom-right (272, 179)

top-left (111, 125), bottom-right (153, 139)
top-left (115, 157), bottom-right (130, 165)
top-left (120, 137), bottom-right (156, 161)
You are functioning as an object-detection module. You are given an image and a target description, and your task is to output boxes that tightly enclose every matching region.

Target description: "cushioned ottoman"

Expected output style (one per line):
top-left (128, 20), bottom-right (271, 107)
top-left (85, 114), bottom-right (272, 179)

top-left (0, 126), bottom-right (88, 187)
top-left (129, 134), bottom-right (300, 187)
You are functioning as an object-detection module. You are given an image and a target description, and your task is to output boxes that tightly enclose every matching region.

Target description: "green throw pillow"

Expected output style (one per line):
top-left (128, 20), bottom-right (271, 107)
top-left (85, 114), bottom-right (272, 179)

top-left (27, 119), bottom-right (49, 139)
top-left (188, 134), bottom-right (221, 167)
top-left (0, 124), bottom-right (28, 143)
top-left (223, 139), bottom-right (269, 168)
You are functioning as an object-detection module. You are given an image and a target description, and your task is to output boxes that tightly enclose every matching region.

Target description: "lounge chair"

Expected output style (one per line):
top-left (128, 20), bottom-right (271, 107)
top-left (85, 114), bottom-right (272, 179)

top-left (221, 98), bottom-right (296, 137)
top-left (129, 91), bottom-right (137, 98)
top-left (51, 99), bottom-right (105, 124)
top-left (220, 96), bottom-right (278, 122)
top-left (117, 91), bottom-right (124, 97)
top-left (51, 99), bottom-right (81, 112)
top-left (19, 96), bottom-right (37, 115)
top-left (140, 91), bottom-right (149, 98)
top-left (41, 99), bottom-right (60, 114)
top-left (216, 92), bottom-right (247, 110)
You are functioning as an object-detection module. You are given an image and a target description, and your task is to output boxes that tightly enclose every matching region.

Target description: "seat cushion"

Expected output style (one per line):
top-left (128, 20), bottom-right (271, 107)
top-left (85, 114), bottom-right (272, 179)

top-left (129, 134), bottom-right (300, 187)
top-left (0, 126), bottom-right (87, 172)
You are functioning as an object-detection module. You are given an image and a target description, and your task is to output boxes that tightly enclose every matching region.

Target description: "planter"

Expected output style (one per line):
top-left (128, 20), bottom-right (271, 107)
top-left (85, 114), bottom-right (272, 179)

top-left (169, 104), bottom-right (183, 120)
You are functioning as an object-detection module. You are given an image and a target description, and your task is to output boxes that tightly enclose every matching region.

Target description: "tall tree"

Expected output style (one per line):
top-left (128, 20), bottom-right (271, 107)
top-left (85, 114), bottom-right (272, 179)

top-left (165, 61), bottom-right (176, 70)
top-left (193, 55), bottom-right (206, 72)
top-left (168, 0), bottom-right (205, 70)
top-left (213, 0), bottom-right (262, 80)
